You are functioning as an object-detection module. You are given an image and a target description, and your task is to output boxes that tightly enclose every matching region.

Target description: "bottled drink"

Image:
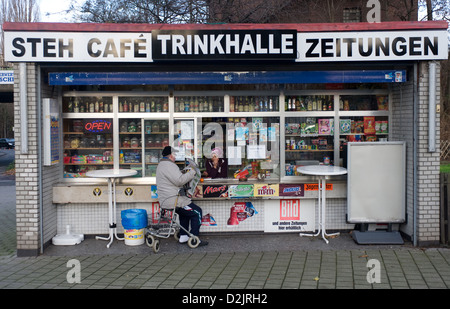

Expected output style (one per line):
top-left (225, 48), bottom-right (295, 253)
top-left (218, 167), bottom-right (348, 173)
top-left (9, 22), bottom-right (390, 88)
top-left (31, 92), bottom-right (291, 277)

top-left (184, 97), bottom-right (190, 112)
top-left (254, 97), bottom-right (259, 111)
top-left (68, 98), bottom-right (73, 112)
top-left (199, 98), bottom-right (204, 112)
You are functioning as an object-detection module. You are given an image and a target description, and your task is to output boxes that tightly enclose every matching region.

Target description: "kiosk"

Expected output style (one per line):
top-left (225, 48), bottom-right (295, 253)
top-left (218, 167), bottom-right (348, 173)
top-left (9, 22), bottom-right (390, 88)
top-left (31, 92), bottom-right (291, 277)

top-left (3, 20), bottom-right (448, 256)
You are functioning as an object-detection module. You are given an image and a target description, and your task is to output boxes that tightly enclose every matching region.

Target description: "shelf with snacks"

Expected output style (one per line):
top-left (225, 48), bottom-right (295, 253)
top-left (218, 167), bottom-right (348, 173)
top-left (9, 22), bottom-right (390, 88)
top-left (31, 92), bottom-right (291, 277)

top-left (62, 117), bottom-right (114, 178)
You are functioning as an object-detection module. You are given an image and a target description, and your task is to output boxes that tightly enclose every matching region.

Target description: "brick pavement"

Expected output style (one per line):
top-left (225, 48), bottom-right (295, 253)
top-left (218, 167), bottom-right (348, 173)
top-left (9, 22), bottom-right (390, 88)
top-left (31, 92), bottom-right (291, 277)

top-left (1, 243), bottom-right (449, 289)
top-left (1, 177), bottom-right (450, 290)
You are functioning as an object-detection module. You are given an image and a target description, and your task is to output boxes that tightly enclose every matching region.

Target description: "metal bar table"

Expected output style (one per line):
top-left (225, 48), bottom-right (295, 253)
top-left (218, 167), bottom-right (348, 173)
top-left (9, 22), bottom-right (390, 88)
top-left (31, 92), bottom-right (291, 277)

top-left (86, 169), bottom-right (137, 248)
top-left (297, 165), bottom-right (347, 244)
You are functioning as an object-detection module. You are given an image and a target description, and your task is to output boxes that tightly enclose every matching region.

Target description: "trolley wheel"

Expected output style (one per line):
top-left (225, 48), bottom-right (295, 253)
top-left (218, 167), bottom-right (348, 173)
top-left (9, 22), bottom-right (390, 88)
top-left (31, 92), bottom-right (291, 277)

top-left (146, 234), bottom-right (155, 248)
top-left (153, 239), bottom-right (160, 253)
top-left (173, 229), bottom-right (180, 241)
top-left (188, 236), bottom-right (200, 248)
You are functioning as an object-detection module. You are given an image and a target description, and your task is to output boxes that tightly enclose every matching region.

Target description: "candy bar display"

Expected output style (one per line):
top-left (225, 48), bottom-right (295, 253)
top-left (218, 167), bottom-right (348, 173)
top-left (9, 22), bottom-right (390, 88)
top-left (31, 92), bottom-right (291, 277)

top-left (285, 117), bottom-right (334, 175)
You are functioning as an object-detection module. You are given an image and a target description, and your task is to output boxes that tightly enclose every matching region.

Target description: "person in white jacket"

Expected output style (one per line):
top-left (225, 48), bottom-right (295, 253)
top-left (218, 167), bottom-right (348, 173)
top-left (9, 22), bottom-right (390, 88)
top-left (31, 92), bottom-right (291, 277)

top-left (156, 146), bottom-right (207, 246)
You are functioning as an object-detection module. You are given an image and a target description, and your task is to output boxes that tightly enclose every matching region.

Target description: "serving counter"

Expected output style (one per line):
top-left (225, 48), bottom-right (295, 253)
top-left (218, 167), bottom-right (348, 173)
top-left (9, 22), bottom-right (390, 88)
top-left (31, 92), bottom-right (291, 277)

top-left (53, 177), bottom-right (351, 236)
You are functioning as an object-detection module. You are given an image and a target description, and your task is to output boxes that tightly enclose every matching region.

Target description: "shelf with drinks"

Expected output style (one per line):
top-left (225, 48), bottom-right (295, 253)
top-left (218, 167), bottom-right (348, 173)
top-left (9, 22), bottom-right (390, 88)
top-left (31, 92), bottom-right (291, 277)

top-left (63, 96), bottom-right (113, 113)
top-left (119, 96), bottom-right (169, 113)
top-left (284, 95), bottom-right (334, 112)
top-left (174, 96), bottom-right (224, 113)
top-left (230, 95), bottom-right (279, 112)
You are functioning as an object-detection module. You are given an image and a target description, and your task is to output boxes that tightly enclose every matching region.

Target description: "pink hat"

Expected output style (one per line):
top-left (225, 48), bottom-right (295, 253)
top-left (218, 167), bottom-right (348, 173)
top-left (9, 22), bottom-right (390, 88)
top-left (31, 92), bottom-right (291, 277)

top-left (211, 147), bottom-right (223, 158)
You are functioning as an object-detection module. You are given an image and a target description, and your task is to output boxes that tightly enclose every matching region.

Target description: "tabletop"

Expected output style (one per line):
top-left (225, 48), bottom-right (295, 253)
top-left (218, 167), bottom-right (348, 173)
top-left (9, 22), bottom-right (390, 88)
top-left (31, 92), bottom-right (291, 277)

top-left (86, 169), bottom-right (138, 178)
top-left (297, 165), bottom-right (347, 176)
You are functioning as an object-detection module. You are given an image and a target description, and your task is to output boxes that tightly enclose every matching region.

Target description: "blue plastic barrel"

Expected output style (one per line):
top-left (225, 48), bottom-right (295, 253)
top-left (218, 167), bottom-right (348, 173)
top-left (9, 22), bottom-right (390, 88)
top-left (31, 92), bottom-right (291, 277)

top-left (121, 209), bottom-right (148, 229)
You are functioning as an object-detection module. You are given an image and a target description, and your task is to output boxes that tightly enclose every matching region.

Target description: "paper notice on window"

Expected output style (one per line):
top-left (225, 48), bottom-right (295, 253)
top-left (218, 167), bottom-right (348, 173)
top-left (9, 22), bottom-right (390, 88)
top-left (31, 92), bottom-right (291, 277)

top-left (247, 145), bottom-right (266, 159)
top-left (180, 121), bottom-right (194, 140)
top-left (235, 126), bottom-right (249, 141)
top-left (228, 146), bottom-right (242, 165)
top-left (227, 128), bottom-right (234, 141)
top-left (174, 145), bottom-right (186, 161)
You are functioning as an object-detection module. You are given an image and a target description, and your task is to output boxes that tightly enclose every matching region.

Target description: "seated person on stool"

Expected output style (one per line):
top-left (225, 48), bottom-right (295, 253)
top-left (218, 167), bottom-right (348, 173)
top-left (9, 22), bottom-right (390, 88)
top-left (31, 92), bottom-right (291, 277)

top-left (156, 146), bottom-right (207, 246)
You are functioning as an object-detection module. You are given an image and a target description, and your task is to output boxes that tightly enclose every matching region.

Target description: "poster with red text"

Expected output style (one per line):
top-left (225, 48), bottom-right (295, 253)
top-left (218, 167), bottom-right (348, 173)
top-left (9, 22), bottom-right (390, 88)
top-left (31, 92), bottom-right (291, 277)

top-left (264, 199), bottom-right (315, 233)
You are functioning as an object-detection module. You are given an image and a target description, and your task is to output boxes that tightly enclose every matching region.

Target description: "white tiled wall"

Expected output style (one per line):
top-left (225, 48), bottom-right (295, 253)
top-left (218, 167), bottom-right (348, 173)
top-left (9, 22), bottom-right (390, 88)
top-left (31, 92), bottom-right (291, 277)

top-left (56, 197), bottom-right (352, 236)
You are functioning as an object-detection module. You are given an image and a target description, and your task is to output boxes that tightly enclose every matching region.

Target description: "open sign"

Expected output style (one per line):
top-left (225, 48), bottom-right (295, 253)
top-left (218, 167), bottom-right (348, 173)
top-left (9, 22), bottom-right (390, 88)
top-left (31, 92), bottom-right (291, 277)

top-left (84, 119), bottom-right (112, 133)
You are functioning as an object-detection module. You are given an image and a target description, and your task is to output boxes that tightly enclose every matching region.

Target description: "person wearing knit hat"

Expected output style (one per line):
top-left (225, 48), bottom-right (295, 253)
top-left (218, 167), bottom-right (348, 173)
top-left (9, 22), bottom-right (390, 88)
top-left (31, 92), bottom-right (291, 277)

top-left (156, 146), bottom-right (207, 247)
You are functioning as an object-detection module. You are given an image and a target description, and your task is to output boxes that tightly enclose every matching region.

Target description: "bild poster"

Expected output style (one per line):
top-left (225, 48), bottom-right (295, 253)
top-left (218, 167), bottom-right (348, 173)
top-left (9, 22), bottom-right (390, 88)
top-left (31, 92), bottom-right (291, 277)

top-left (264, 199), bottom-right (315, 233)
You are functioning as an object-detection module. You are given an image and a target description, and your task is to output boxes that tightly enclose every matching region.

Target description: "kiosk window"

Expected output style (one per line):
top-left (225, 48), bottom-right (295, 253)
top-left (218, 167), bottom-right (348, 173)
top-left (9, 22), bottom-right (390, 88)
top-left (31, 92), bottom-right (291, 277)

top-left (200, 117), bottom-right (280, 180)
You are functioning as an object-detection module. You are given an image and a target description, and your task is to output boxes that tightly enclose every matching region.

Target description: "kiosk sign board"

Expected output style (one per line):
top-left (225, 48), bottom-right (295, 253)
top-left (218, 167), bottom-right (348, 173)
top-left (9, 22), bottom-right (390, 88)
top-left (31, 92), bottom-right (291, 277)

top-left (4, 29), bottom-right (448, 63)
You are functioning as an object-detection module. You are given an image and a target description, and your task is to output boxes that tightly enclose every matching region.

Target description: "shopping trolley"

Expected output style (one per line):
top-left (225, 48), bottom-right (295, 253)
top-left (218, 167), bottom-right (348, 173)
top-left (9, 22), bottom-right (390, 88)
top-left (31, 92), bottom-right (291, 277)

top-left (145, 160), bottom-right (202, 253)
top-left (145, 192), bottom-right (200, 253)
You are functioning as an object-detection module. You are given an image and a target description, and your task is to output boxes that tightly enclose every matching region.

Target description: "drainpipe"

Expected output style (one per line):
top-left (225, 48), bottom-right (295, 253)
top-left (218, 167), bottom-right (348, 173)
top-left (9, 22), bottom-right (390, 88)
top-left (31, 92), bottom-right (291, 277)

top-left (19, 63), bottom-right (28, 154)
top-left (428, 61), bottom-right (436, 152)
top-left (413, 62), bottom-right (418, 247)
top-left (37, 65), bottom-right (44, 254)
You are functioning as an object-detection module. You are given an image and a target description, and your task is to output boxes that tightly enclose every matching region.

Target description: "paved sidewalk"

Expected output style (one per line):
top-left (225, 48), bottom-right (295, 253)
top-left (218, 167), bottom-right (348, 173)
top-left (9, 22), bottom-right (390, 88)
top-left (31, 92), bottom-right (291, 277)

top-left (1, 234), bottom-right (450, 290)
top-left (1, 174), bottom-right (450, 290)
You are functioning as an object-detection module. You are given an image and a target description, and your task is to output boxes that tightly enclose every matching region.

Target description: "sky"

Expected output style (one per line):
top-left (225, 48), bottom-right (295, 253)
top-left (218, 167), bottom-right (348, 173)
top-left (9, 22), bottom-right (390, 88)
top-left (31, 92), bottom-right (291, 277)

top-left (39, 0), bottom-right (77, 22)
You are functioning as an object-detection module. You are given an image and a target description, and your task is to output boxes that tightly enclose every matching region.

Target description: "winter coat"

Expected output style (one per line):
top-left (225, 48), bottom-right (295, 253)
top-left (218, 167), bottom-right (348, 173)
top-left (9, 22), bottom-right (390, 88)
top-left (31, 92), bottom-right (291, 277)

top-left (156, 158), bottom-right (196, 209)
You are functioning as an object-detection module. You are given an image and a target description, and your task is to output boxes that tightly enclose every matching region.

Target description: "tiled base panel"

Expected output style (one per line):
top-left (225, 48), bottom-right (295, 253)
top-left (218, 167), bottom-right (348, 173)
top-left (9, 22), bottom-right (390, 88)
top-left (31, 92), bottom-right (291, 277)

top-left (56, 198), bottom-right (353, 235)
